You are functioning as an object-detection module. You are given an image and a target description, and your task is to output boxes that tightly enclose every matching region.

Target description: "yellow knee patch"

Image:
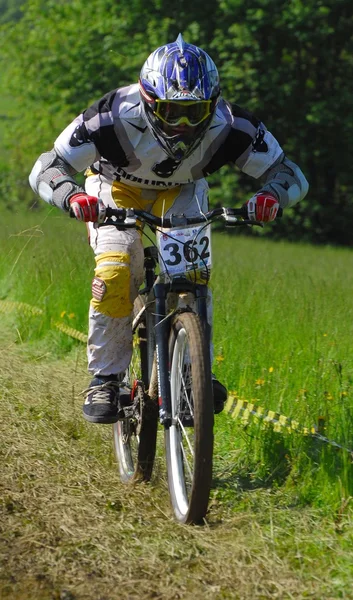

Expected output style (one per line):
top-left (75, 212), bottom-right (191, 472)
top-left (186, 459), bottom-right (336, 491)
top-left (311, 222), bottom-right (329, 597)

top-left (91, 251), bottom-right (132, 318)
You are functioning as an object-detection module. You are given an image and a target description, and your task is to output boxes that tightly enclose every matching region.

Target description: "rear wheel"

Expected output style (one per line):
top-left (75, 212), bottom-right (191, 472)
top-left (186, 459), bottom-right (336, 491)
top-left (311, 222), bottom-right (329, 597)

top-left (165, 311), bottom-right (214, 524)
top-left (113, 296), bottom-right (158, 482)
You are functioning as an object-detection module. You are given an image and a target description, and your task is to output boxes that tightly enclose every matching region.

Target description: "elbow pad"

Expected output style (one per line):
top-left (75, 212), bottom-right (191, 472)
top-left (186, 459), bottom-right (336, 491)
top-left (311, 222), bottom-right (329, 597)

top-left (260, 155), bottom-right (309, 209)
top-left (29, 149), bottom-right (84, 211)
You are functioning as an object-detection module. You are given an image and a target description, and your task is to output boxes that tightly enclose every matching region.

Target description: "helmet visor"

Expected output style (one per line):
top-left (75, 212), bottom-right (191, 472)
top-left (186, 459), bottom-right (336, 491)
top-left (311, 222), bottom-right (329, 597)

top-left (154, 100), bottom-right (212, 127)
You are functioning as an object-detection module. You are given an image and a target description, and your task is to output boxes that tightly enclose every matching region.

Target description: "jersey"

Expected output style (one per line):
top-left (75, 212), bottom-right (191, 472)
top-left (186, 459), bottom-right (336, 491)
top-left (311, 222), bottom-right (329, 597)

top-left (29, 84), bottom-right (308, 210)
top-left (54, 83), bottom-right (283, 190)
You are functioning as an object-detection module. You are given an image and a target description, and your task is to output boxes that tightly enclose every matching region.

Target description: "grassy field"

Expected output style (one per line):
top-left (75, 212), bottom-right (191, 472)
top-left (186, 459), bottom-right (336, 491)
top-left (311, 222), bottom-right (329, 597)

top-left (0, 72), bottom-right (16, 161)
top-left (1, 206), bottom-right (353, 599)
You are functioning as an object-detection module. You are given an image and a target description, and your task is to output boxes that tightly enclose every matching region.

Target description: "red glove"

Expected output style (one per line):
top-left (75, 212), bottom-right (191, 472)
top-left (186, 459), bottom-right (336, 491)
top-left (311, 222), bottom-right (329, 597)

top-left (69, 193), bottom-right (105, 222)
top-left (245, 193), bottom-right (279, 222)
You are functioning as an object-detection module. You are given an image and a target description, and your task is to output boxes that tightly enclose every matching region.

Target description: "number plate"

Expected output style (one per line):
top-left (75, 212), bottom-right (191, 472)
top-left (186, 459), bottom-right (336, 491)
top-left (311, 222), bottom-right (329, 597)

top-left (157, 224), bottom-right (212, 276)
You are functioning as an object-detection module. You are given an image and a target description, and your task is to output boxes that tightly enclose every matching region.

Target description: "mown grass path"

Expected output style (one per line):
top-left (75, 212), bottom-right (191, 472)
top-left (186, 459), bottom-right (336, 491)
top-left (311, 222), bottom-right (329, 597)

top-left (1, 320), bottom-right (353, 600)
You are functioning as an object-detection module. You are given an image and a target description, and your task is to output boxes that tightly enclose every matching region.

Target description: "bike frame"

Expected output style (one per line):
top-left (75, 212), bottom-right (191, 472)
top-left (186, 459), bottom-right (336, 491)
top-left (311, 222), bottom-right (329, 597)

top-left (99, 205), bottom-right (265, 428)
top-left (133, 242), bottom-right (210, 427)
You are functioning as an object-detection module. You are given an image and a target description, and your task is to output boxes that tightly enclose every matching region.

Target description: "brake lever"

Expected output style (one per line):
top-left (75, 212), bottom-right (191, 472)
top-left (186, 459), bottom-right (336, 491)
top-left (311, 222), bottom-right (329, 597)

top-left (223, 217), bottom-right (264, 228)
top-left (241, 220), bottom-right (264, 227)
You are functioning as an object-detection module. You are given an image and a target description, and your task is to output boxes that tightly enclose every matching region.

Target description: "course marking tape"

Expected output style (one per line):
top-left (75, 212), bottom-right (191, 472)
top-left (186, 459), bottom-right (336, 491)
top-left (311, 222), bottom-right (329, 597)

top-left (0, 300), bottom-right (44, 316)
top-left (225, 395), bottom-right (353, 456)
top-left (2, 299), bottom-right (352, 455)
top-left (52, 321), bottom-right (88, 343)
top-left (0, 300), bottom-right (88, 343)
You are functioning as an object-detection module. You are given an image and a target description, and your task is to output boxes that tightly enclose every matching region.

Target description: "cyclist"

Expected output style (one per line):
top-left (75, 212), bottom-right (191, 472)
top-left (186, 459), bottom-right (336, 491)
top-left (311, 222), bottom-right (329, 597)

top-left (29, 34), bottom-right (308, 424)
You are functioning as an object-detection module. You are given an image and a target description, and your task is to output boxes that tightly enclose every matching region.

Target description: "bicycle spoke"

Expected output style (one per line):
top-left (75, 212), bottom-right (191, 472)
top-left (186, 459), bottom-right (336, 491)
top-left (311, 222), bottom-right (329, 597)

top-left (180, 440), bottom-right (194, 485)
top-left (180, 429), bottom-right (195, 459)
top-left (165, 312), bottom-right (213, 523)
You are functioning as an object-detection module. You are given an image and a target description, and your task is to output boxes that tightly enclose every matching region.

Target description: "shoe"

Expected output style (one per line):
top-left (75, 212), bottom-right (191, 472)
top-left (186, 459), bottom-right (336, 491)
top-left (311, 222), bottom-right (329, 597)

top-left (83, 375), bottom-right (120, 424)
top-left (212, 375), bottom-right (227, 414)
top-left (178, 370), bottom-right (227, 424)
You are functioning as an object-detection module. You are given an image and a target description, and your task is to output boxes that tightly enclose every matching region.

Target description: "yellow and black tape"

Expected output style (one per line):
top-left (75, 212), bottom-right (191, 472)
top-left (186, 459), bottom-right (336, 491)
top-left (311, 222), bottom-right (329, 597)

top-left (0, 300), bottom-right (88, 344)
top-left (225, 396), bottom-right (316, 436)
top-left (1, 299), bottom-right (352, 455)
top-left (225, 395), bottom-right (353, 456)
top-left (0, 300), bottom-right (43, 317)
top-left (51, 321), bottom-right (88, 343)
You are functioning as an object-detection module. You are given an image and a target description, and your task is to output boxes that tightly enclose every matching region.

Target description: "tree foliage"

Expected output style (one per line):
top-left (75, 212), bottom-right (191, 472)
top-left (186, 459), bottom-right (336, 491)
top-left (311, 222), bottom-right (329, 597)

top-left (1, 0), bottom-right (353, 244)
top-left (0, 0), bottom-right (23, 23)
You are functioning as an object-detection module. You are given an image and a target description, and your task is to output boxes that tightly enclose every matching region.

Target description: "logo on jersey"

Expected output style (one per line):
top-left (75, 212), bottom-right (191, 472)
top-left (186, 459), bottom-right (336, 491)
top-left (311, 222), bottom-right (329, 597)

top-left (152, 157), bottom-right (181, 178)
top-left (252, 128), bottom-right (268, 153)
top-left (69, 125), bottom-right (87, 147)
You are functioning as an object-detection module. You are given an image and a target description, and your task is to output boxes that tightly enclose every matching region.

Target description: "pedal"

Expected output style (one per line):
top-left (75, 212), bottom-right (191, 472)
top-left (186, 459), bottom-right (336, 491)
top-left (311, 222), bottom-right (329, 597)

top-left (119, 385), bottom-right (133, 407)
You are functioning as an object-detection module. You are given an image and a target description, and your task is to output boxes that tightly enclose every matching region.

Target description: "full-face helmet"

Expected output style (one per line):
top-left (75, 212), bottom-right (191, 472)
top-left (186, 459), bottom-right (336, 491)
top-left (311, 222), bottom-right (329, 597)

top-left (139, 34), bottom-right (220, 161)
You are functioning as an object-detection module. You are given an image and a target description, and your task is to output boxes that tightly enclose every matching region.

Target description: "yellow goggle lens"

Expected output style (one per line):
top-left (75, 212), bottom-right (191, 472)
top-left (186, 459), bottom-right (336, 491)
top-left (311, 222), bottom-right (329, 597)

top-left (154, 100), bottom-right (212, 127)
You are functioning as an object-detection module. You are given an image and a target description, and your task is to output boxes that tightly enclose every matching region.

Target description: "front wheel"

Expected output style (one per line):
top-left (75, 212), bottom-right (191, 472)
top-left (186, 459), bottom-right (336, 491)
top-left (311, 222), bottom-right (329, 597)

top-left (165, 311), bottom-right (214, 524)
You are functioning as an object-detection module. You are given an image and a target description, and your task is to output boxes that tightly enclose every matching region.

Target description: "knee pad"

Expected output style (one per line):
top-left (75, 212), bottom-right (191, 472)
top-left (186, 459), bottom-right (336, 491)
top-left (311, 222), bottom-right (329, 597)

top-left (91, 251), bottom-right (132, 318)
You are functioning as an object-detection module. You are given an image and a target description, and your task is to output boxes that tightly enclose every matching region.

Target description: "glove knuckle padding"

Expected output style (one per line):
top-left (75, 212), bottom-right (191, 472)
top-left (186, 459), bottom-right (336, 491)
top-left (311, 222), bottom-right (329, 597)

top-left (261, 156), bottom-right (309, 208)
top-left (29, 149), bottom-right (83, 210)
top-left (91, 251), bottom-right (132, 318)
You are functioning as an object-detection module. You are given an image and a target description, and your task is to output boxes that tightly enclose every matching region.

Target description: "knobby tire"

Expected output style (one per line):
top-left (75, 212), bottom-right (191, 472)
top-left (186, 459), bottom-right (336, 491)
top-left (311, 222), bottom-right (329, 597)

top-left (165, 311), bottom-right (214, 524)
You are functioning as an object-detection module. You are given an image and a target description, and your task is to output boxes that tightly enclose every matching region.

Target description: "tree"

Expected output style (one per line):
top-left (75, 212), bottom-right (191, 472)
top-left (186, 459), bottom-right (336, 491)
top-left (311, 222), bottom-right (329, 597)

top-left (210, 0), bottom-right (353, 244)
top-left (0, 0), bottom-right (24, 23)
top-left (2, 0), bottom-right (353, 245)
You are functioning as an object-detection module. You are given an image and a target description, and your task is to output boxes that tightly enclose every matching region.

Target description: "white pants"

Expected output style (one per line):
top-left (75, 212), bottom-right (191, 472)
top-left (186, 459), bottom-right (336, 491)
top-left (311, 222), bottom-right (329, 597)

top-left (86, 175), bottom-right (212, 376)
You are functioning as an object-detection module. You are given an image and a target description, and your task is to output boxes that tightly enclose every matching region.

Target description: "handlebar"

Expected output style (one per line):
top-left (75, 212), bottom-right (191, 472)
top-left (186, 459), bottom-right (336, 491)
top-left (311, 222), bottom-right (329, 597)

top-left (99, 206), bottom-right (282, 229)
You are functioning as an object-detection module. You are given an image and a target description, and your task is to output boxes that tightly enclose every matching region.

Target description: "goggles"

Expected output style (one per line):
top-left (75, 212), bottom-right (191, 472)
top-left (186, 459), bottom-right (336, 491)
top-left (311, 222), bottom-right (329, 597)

top-left (153, 99), bottom-right (212, 127)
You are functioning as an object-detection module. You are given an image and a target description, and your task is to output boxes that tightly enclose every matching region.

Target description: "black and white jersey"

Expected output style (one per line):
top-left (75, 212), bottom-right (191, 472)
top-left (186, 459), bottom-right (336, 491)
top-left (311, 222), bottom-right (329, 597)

top-left (54, 83), bottom-right (283, 190)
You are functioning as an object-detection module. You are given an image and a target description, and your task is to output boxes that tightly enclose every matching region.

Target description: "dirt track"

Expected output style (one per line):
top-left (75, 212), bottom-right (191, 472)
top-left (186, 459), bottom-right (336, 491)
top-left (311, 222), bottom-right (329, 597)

top-left (1, 322), bottom-right (350, 600)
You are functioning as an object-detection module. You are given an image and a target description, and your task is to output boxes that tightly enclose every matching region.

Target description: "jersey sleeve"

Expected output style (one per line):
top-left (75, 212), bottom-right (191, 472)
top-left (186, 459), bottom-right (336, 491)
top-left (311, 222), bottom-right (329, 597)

top-left (229, 104), bottom-right (283, 178)
top-left (55, 89), bottom-right (129, 173)
top-left (202, 102), bottom-right (283, 179)
top-left (237, 128), bottom-right (283, 178)
top-left (54, 115), bottom-right (100, 173)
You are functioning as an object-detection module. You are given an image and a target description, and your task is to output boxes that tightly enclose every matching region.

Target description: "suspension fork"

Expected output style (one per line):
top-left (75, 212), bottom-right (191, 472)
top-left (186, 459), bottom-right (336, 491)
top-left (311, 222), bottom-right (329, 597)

top-left (153, 282), bottom-right (173, 428)
top-left (153, 282), bottom-right (210, 427)
top-left (195, 284), bottom-right (210, 345)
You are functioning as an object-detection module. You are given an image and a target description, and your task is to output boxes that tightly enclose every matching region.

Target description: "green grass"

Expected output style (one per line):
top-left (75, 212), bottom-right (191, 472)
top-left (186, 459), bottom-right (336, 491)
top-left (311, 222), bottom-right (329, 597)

top-left (2, 206), bottom-right (353, 505)
top-left (211, 234), bottom-right (353, 506)
top-left (0, 206), bottom-right (92, 350)
top-left (2, 205), bottom-right (353, 598)
top-left (2, 314), bottom-right (353, 600)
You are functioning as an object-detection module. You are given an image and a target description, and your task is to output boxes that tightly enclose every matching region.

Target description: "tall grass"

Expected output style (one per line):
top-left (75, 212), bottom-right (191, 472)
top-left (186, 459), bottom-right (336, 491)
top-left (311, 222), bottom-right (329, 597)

top-left (0, 206), bottom-right (92, 349)
top-left (211, 234), bottom-right (353, 508)
top-left (2, 206), bottom-right (353, 511)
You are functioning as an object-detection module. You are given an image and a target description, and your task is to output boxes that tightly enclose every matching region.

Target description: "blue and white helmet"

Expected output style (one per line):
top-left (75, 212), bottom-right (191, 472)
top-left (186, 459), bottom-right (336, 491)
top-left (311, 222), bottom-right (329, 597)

top-left (139, 34), bottom-right (220, 161)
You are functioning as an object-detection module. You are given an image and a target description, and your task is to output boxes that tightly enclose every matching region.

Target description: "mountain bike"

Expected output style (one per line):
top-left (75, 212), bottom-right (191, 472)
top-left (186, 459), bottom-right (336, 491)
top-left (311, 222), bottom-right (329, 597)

top-left (99, 205), bottom-right (262, 524)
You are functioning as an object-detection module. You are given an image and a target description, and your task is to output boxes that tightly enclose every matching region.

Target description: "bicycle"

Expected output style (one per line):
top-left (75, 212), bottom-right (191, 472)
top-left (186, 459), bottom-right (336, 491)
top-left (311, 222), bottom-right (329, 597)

top-left (98, 204), bottom-right (263, 524)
